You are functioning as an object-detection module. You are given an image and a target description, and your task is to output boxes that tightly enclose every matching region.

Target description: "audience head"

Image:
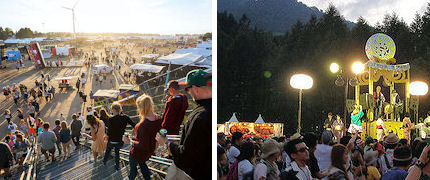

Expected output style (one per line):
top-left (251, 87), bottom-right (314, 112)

top-left (43, 122), bottom-right (50, 130)
top-left (231, 132), bottom-right (243, 147)
top-left (331, 144), bottom-right (349, 177)
top-left (261, 139), bottom-right (281, 161)
top-left (285, 138), bottom-right (309, 162)
top-left (237, 142), bottom-right (256, 161)
top-left (321, 130), bottom-right (333, 145)
top-left (136, 94), bottom-right (154, 119)
top-left (55, 119), bottom-right (61, 126)
top-left (393, 146), bottom-right (412, 169)
top-left (303, 132), bottom-right (318, 152)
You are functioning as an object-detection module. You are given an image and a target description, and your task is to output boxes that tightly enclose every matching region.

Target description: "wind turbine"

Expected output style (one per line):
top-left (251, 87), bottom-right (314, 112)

top-left (62, 0), bottom-right (80, 40)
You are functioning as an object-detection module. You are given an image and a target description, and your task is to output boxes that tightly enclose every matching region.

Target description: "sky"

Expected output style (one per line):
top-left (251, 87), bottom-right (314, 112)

top-left (297, 0), bottom-right (429, 26)
top-left (0, 0), bottom-right (212, 34)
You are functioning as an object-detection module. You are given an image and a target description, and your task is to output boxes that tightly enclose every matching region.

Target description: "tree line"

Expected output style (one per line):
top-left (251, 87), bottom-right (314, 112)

top-left (218, 4), bottom-right (430, 134)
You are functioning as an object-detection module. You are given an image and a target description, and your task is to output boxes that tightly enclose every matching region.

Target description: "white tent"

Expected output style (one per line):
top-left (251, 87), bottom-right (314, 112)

top-left (174, 48), bottom-right (211, 57)
top-left (155, 53), bottom-right (203, 66)
top-left (140, 54), bottom-right (159, 59)
top-left (228, 113), bottom-right (239, 123)
top-left (255, 114), bottom-right (265, 123)
top-left (129, 63), bottom-right (165, 73)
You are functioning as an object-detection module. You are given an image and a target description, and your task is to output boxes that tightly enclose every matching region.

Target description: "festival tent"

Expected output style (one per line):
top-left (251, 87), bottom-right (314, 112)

top-left (140, 54), bottom-right (159, 59)
top-left (155, 53), bottom-right (204, 66)
top-left (196, 41), bottom-right (212, 49)
top-left (55, 47), bottom-right (70, 56)
top-left (129, 63), bottom-right (165, 73)
top-left (174, 48), bottom-right (211, 57)
top-left (228, 113), bottom-right (239, 123)
top-left (255, 114), bottom-right (265, 123)
top-left (41, 49), bottom-right (51, 59)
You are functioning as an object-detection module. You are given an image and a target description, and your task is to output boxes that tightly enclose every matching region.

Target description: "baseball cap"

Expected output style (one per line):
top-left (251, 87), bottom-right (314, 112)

top-left (179, 69), bottom-right (212, 88)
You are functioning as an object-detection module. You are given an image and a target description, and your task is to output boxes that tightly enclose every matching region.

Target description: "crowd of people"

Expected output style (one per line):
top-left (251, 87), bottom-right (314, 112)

top-left (217, 128), bottom-right (430, 180)
top-left (0, 68), bottom-right (212, 180)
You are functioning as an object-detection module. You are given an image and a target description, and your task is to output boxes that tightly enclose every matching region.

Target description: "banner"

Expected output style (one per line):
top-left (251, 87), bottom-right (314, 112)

top-left (6, 50), bottom-right (21, 61)
top-left (366, 61), bottom-right (410, 71)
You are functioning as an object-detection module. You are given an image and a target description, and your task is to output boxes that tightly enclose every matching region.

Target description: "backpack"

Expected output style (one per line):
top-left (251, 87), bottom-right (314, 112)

top-left (226, 160), bottom-right (239, 180)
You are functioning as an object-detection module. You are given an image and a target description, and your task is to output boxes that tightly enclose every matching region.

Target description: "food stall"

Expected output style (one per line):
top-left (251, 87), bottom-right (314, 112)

top-left (93, 89), bottom-right (120, 108)
top-left (218, 113), bottom-right (284, 137)
top-left (117, 84), bottom-right (139, 105)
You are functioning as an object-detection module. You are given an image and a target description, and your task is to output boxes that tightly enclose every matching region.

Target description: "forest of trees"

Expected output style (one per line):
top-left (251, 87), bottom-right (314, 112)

top-left (218, 4), bottom-right (430, 134)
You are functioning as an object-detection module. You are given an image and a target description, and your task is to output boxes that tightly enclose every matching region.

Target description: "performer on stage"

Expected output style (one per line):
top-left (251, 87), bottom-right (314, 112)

top-left (376, 114), bottom-right (388, 142)
top-left (416, 117), bottom-right (427, 139)
top-left (402, 113), bottom-right (413, 144)
top-left (348, 105), bottom-right (364, 134)
top-left (391, 89), bottom-right (402, 121)
top-left (374, 86), bottom-right (385, 120)
top-left (331, 114), bottom-right (344, 142)
top-left (323, 112), bottom-right (334, 132)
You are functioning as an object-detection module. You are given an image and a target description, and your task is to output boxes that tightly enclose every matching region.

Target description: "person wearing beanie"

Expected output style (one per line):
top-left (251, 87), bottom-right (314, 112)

top-left (283, 138), bottom-right (312, 180)
top-left (381, 146), bottom-right (412, 180)
top-left (314, 130), bottom-right (333, 172)
top-left (254, 139), bottom-right (281, 180)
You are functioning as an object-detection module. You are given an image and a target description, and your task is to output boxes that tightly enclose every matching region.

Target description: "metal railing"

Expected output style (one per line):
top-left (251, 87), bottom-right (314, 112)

top-left (19, 139), bottom-right (38, 180)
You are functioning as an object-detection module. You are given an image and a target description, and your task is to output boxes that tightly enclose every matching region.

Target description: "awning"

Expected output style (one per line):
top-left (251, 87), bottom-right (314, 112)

top-left (129, 63), bottom-right (165, 73)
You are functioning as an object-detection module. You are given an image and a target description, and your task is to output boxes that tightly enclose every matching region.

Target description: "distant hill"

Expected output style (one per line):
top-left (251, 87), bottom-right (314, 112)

top-left (218, 0), bottom-right (354, 34)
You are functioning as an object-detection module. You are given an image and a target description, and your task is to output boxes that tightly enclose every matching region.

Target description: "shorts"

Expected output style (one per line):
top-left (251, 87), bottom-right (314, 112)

top-left (41, 148), bottom-right (55, 154)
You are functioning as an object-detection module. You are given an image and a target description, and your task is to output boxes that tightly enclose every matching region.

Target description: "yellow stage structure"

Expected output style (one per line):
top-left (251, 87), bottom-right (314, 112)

top-left (354, 61), bottom-right (410, 139)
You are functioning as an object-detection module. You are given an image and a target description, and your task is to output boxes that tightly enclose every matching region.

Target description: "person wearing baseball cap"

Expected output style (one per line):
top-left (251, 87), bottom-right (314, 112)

top-left (161, 80), bottom-right (188, 135)
top-left (156, 69), bottom-right (212, 179)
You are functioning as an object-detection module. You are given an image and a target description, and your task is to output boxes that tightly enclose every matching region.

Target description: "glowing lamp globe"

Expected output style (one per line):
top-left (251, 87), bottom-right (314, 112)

top-left (410, 81), bottom-right (428, 96)
top-left (352, 62), bottom-right (365, 74)
top-left (330, 63), bottom-right (340, 73)
top-left (290, 74), bottom-right (313, 90)
top-left (365, 33), bottom-right (396, 62)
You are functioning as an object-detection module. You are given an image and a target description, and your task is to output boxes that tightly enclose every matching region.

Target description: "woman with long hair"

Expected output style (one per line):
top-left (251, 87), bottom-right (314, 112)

top-left (98, 108), bottom-right (110, 131)
top-left (126, 94), bottom-right (162, 180)
top-left (82, 115), bottom-right (106, 163)
top-left (327, 144), bottom-right (350, 180)
top-left (59, 121), bottom-right (73, 158)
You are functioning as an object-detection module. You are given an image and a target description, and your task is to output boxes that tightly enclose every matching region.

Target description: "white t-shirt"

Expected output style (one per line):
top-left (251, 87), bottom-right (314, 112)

top-left (314, 144), bottom-right (333, 171)
top-left (238, 160), bottom-right (253, 180)
top-left (8, 123), bottom-right (17, 134)
top-left (228, 146), bottom-right (240, 166)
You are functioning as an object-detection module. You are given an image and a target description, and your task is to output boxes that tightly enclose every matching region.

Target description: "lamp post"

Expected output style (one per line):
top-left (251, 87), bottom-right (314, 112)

top-left (290, 74), bottom-right (313, 133)
top-left (409, 81), bottom-right (428, 123)
top-left (330, 62), bottom-right (364, 133)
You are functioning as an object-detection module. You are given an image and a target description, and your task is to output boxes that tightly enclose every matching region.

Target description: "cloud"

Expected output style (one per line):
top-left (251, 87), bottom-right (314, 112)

top-left (297, 0), bottom-right (428, 26)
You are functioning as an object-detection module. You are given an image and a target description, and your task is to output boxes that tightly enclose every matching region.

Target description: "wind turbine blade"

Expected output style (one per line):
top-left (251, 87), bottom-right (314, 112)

top-left (73, 0), bottom-right (80, 9)
top-left (62, 6), bottom-right (72, 10)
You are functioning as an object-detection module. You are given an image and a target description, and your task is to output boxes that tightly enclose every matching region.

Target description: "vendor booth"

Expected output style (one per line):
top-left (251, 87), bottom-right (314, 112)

top-left (117, 84), bottom-right (139, 105)
top-left (218, 113), bottom-right (284, 137)
top-left (93, 90), bottom-right (120, 107)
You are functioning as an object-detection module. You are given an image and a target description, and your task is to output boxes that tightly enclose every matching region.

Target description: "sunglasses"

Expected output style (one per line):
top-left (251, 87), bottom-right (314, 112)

top-left (297, 147), bottom-right (309, 153)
